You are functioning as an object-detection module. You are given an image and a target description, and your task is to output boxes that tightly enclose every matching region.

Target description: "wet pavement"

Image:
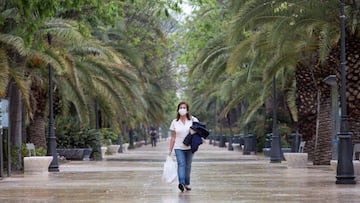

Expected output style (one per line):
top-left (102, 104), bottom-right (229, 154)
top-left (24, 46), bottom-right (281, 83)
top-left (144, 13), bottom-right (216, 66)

top-left (1, 139), bottom-right (360, 203)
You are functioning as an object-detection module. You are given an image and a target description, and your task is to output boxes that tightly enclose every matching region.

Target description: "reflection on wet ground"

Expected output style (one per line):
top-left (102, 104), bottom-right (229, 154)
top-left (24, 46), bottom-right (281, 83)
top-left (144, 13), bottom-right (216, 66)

top-left (0, 140), bottom-right (360, 203)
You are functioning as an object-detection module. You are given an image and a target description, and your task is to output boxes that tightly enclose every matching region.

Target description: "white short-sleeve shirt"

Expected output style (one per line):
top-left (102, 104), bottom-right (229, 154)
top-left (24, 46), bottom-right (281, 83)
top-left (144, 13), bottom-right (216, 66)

top-left (169, 116), bottom-right (199, 150)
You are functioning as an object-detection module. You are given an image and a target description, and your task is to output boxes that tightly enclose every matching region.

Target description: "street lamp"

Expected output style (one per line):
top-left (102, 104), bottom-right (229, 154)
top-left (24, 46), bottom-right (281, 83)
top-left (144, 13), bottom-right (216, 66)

top-left (336, 0), bottom-right (355, 184)
top-left (270, 76), bottom-right (282, 163)
top-left (227, 115), bottom-right (234, 151)
top-left (46, 32), bottom-right (59, 172)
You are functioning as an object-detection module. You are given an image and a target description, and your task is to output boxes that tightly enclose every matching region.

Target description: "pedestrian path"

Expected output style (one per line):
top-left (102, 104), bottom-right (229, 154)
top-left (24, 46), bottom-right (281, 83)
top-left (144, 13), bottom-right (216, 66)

top-left (0, 139), bottom-right (360, 202)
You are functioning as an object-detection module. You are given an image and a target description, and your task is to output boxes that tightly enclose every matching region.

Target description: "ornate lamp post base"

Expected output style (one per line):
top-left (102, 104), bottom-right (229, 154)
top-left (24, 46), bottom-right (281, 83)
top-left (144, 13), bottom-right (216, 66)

top-left (336, 132), bottom-right (355, 184)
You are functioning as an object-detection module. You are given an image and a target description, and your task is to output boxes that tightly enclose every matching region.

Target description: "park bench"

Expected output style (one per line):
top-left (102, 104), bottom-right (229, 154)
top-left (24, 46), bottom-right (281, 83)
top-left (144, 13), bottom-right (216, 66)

top-left (56, 148), bottom-right (93, 160)
top-left (352, 143), bottom-right (360, 176)
top-left (23, 143), bottom-right (53, 175)
top-left (353, 143), bottom-right (360, 160)
top-left (26, 143), bottom-right (36, 156)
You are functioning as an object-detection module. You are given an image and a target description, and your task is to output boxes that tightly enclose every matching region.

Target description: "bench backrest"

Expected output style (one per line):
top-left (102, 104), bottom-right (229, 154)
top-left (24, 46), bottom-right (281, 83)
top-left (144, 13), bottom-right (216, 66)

top-left (353, 143), bottom-right (360, 160)
top-left (298, 141), bottom-right (306, 153)
top-left (26, 143), bottom-right (36, 156)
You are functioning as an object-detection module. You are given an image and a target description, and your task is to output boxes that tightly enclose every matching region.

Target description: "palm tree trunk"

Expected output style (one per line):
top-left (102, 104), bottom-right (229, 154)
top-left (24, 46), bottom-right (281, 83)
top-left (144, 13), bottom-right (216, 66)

top-left (28, 78), bottom-right (48, 148)
top-left (8, 80), bottom-right (23, 170)
top-left (29, 116), bottom-right (46, 148)
top-left (22, 102), bottom-right (27, 143)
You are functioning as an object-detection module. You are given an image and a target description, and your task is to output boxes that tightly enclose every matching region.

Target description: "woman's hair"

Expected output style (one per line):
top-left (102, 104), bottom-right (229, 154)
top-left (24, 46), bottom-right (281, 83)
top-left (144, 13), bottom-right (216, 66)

top-left (176, 101), bottom-right (191, 121)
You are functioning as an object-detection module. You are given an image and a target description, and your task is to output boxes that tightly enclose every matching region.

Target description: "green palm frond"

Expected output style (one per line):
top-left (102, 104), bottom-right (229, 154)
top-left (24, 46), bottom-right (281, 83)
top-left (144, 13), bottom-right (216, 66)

top-left (56, 75), bottom-right (89, 123)
top-left (44, 19), bottom-right (87, 46)
top-left (190, 34), bottom-right (230, 75)
top-left (0, 48), bottom-right (9, 97)
top-left (0, 34), bottom-right (28, 56)
top-left (241, 80), bottom-right (272, 124)
top-left (142, 82), bottom-right (167, 126)
top-left (8, 68), bottom-right (31, 116)
top-left (226, 32), bottom-right (260, 73)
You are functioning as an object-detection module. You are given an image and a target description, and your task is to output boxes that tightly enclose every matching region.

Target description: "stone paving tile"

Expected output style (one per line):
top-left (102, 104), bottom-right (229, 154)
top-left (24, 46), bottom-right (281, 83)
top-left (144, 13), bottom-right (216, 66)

top-left (0, 139), bottom-right (360, 203)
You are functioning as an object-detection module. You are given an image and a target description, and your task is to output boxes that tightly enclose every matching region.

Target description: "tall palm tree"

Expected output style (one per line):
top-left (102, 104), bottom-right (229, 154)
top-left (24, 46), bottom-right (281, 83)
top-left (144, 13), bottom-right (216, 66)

top-left (25, 18), bottom-right (146, 146)
top-left (225, 0), bottom-right (360, 164)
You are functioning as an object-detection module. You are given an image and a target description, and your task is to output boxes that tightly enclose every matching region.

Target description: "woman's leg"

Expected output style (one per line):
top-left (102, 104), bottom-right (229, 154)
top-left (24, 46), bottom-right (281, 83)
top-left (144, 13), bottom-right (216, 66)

top-left (184, 149), bottom-right (194, 185)
top-left (174, 149), bottom-right (186, 184)
top-left (151, 138), bottom-right (155, 147)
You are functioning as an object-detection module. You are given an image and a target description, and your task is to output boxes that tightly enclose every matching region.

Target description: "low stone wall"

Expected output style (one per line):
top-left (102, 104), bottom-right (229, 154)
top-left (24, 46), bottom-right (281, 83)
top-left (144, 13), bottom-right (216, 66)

top-left (24, 156), bottom-right (53, 175)
top-left (283, 153), bottom-right (308, 168)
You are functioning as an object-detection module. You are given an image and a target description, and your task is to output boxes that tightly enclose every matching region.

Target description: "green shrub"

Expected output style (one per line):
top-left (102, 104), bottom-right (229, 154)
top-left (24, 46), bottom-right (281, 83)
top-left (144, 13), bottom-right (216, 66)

top-left (100, 128), bottom-right (118, 145)
top-left (55, 117), bottom-right (101, 149)
top-left (21, 144), bottom-right (47, 156)
top-left (122, 133), bottom-right (129, 143)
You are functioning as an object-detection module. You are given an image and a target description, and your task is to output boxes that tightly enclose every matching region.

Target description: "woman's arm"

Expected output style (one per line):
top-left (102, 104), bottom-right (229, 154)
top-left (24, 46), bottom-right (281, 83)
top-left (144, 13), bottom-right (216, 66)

top-left (169, 130), bottom-right (176, 156)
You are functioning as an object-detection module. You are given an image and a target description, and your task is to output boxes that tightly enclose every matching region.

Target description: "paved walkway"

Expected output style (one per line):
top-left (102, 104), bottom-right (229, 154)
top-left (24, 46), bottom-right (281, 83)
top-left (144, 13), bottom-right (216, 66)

top-left (0, 139), bottom-right (360, 203)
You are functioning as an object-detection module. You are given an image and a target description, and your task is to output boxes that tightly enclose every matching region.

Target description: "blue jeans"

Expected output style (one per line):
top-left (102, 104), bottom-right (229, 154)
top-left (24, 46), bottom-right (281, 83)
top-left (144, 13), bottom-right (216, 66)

top-left (174, 149), bottom-right (193, 185)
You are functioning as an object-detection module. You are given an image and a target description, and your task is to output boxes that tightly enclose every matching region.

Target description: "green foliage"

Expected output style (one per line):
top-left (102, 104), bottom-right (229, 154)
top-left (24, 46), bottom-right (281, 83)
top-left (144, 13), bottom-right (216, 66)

top-left (121, 134), bottom-right (130, 144)
top-left (35, 146), bottom-right (47, 156)
top-left (21, 143), bottom-right (47, 157)
top-left (0, 0), bottom-right (120, 46)
top-left (176, 0), bottom-right (226, 66)
top-left (55, 117), bottom-right (101, 149)
top-left (8, 144), bottom-right (48, 170)
top-left (1, 0), bottom-right (202, 152)
top-left (100, 128), bottom-right (118, 145)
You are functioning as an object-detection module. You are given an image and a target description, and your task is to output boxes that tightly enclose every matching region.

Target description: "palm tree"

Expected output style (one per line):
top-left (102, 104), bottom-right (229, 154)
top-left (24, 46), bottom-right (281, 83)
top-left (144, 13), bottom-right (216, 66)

top-left (25, 18), bottom-right (148, 147)
top-left (223, 0), bottom-right (360, 164)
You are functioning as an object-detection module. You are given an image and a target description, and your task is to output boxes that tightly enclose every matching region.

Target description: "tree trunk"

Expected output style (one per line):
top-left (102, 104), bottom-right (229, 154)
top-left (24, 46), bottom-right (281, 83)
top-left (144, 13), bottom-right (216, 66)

top-left (29, 115), bottom-right (46, 148)
top-left (28, 78), bottom-right (48, 149)
top-left (22, 102), bottom-right (27, 143)
top-left (297, 36), bottom-right (360, 165)
top-left (8, 80), bottom-right (23, 170)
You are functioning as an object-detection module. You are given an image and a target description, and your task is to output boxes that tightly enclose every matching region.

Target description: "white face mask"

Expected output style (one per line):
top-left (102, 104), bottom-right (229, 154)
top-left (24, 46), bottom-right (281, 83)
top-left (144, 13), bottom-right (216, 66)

top-left (178, 108), bottom-right (187, 116)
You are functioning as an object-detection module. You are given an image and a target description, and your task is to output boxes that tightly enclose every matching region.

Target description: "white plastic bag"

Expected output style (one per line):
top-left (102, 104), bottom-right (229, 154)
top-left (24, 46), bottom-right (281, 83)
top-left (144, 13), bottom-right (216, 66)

top-left (162, 156), bottom-right (177, 183)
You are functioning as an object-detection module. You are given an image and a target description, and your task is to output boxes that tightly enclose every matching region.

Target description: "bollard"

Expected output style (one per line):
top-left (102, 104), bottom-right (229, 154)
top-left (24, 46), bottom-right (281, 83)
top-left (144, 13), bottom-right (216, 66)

top-left (117, 134), bottom-right (123, 153)
top-left (243, 134), bottom-right (256, 155)
top-left (265, 133), bottom-right (272, 148)
top-left (291, 132), bottom-right (302, 152)
top-left (219, 135), bottom-right (226, 148)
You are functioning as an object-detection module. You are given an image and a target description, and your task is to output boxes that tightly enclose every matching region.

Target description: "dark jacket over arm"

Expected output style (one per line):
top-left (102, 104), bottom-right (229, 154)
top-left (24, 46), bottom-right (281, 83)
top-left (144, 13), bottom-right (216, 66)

top-left (183, 122), bottom-right (210, 153)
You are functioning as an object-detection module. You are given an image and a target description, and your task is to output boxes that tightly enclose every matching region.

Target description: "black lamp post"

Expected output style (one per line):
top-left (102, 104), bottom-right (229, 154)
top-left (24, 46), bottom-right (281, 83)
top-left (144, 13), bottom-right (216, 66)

top-left (227, 115), bottom-right (234, 151)
top-left (336, 0), bottom-right (355, 184)
top-left (270, 76), bottom-right (282, 163)
top-left (0, 99), bottom-right (3, 177)
top-left (46, 32), bottom-right (59, 172)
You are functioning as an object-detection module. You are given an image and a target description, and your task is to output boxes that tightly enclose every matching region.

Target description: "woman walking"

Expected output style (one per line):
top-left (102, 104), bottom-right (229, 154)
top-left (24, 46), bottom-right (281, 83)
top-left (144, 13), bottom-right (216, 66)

top-left (169, 101), bottom-right (199, 192)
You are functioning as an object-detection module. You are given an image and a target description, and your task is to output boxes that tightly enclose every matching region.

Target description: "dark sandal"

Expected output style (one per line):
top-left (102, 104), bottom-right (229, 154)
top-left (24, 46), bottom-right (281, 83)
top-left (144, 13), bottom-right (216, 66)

top-left (178, 184), bottom-right (185, 192)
